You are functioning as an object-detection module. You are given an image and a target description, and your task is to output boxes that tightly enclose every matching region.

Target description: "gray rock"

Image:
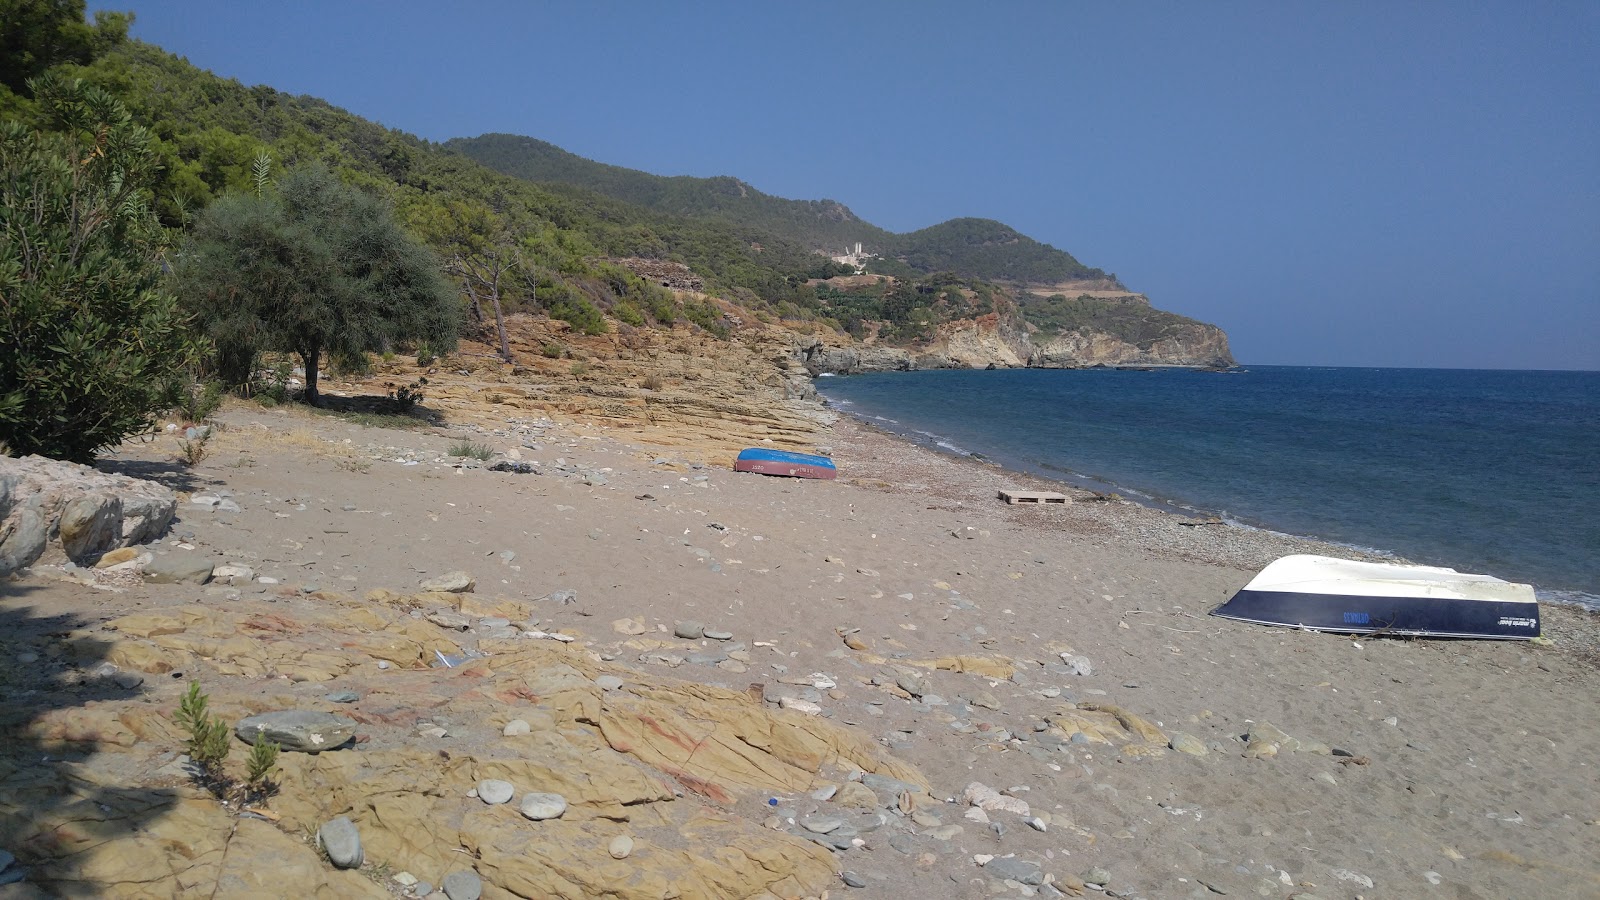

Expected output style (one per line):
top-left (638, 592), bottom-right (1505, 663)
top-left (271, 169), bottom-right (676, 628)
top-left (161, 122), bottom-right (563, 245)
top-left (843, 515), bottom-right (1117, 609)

top-left (144, 554), bottom-right (214, 585)
top-left (0, 456), bottom-right (176, 575)
top-left (861, 773), bottom-right (922, 796)
top-left (800, 815), bottom-right (843, 834)
top-left (441, 870), bottom-right (482, 900)
top-left (703, 628), bottom-right (734, 641)
top-left (502, 719), bottom-right (532, 736)
top-left (317, 816), bottom-right (363, 868)
top-left (986, 857), bottom-right (1044, 885)
top-left (413, 881), bottom-right (434, 897)
top-left (895, 673), bottom-right (927, 697)
top-left (59, 494), bottom-right (121, 562)
top-left (1169, 732), bottom-right (1209, 756)
top-left (420, 571), bottom-right (475, 593)
top-left (519, 792), bottom-right (567, 820)
top-left (1061, 655), bottom-right (1093, 677)
top-left (235, 710), bottom-right (356, 752)
top-left (674, 621), bottom-right (704, 640)
top-left (1083, 866), bottom-right (1112, 886)
top-left (325, 690), bottom-right (360, 703)
top-left (0, 503), bottom-right (46, 576)
top-left (476, 779), bottom-right (514, 805)
top-left (842, 871), bottom-right (867, 888)
top-left (888, 834), bottom-right (918, 855)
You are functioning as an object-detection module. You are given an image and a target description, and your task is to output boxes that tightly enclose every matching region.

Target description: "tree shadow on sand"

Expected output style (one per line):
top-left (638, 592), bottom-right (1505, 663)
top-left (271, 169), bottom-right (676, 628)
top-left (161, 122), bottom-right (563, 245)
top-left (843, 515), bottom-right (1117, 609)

top-left (0, 579), bottom-right (179, 897)
top-left (95, 457), bottom-right (219, 495)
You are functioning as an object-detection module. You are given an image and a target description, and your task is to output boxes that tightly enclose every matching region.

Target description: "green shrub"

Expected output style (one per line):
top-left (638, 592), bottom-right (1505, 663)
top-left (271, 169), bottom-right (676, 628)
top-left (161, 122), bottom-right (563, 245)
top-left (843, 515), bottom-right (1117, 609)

top-left (415, 344), bottom-right (436, 367)
top-left (389, 377), bottom-right (426, 411)
top-left (613, 302), bottom-right (645, 327)
top-left (540, 342), bottom-right (563, 359)
top-left (170, 378), bottom-right (225, 424)
top-left (174, 681), bottom-right (230, 776)
top-left (0, 76), bottom-right (202, 462)
top-left (448, 441), bottom-right (493, 461)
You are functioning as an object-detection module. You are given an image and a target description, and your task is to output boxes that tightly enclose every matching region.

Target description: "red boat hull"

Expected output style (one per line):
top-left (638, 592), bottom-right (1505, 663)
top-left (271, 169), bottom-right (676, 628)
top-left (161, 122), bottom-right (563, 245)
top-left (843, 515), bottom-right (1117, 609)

top-left (733, 459), bottom-right (837, 480)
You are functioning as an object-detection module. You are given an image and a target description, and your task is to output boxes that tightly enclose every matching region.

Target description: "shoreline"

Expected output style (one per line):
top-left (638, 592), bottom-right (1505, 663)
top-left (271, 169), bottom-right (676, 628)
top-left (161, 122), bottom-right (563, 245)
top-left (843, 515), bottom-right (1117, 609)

top-left (815, 383), bottom-right (1599, 613)
top-left (817, 402), bottom-right (1600, 662)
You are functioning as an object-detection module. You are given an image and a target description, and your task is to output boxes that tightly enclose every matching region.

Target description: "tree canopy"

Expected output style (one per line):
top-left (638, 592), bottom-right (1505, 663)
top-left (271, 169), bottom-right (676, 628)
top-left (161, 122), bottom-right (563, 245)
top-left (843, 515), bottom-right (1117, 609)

top-left (175, 166), bottom-right (460, 404)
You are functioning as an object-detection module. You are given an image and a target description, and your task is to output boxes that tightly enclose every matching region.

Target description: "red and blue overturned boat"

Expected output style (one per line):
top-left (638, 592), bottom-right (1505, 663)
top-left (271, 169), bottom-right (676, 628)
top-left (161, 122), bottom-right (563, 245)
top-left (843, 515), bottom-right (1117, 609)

top-left (733, 447), bottom-right (837, 480)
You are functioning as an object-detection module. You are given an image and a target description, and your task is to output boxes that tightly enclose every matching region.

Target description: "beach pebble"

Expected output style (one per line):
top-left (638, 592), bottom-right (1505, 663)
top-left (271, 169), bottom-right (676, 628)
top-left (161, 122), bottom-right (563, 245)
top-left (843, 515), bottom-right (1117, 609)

top-left (674, 621), bottom-right (704, 639)
top-left (801, 815), bottom-right (843, 834)
top-left (608, 835), bottom-right (634, 859)
top-left (1169, 732), bottom-right (1209, 756)
top-left (842, 871), bottom-right (867, 888)
top-left (325, 690), bottom-right (360, 704)
top-left (476, 779), bottom-right (514, 805)
top-left (520, 792), bottom-right (567, 821)
top-left (441, 870), bottom-right (481, 900)
top-left (986, 857), bottom-right (1044, 885)
top-left (503, 719), bottom-right (531, 736)
top-left (704, 628), bottom-right (734, 641)
top-left (316, 816), bottom-right (362, 868)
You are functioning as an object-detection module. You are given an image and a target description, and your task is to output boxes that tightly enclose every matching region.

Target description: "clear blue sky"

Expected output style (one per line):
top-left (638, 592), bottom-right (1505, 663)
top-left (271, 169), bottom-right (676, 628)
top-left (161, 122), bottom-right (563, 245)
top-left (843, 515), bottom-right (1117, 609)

top-left (97, 1), bottom-right (1599, 369)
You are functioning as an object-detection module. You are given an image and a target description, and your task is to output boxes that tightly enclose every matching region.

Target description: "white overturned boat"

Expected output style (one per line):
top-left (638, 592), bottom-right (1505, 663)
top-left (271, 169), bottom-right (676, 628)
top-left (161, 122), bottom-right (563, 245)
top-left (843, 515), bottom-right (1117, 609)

top-left (1211, 554), bottom-right (1540, 640)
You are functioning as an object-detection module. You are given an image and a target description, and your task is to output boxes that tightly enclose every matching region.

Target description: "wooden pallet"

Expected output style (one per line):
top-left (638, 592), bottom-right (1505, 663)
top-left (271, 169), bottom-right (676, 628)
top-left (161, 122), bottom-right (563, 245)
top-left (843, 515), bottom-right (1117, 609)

top-left (998, 489), bottom-right (1069, 505)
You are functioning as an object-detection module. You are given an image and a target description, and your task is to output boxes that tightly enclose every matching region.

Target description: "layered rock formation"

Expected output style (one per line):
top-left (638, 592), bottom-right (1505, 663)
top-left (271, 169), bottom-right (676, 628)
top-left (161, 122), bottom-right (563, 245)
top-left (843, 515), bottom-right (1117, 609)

top-left (795, 314), bottom-right (1233, 374)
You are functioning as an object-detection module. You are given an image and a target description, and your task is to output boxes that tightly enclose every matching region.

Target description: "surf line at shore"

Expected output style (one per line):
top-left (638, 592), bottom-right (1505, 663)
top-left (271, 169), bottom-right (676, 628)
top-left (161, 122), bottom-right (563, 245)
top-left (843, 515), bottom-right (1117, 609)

top-left (820, 400), bottom-right (1600, 613)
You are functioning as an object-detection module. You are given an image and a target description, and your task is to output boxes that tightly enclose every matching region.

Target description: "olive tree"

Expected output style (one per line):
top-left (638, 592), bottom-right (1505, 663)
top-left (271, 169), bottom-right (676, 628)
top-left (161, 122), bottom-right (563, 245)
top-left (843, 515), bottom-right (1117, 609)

top-left (0, 73), bottom-right (199, 462)
top-left (176, 166), bottom-right (459, 404)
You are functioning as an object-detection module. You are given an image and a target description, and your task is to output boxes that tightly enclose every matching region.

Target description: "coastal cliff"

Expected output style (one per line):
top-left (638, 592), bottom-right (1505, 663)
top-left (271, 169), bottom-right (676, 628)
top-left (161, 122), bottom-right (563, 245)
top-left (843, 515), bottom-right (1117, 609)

top-left (796, 304), bottom-right (1234, 374)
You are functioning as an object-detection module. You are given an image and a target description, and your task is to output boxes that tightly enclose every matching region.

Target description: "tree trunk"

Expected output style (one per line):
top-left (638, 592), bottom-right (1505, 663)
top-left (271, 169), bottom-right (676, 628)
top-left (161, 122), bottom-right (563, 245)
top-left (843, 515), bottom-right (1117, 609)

top-left (491, 289), bottom-right (511, 362)
top-left (300, 346), bottom-right (321, 406)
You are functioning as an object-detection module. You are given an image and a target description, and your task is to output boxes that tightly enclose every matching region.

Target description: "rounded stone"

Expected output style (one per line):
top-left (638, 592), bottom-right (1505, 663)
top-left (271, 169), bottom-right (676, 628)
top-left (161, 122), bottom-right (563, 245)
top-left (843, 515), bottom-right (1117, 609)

top-left (674, 621), bottom-right (704, 639)
top-left (316, 815), bottom-right (363, 868)
top-left (477, 779), bottom-right (514, 805)
top-left (800, 815), bottom-right (843, 834)
top-left (503, 719), bottom-right (532, 736)
top-left (1084, 866), bottom-right (1112, 887)
top-left (608, 835), bottom-right (634, 859)
top-left (703, 628), bottom-right (734, 641)
top-left (842, 871), bottom-right (868, 888)
top-left (520, 791), bottom-right (567, 820)
top-left (441, 870), bottom-right (482, 900)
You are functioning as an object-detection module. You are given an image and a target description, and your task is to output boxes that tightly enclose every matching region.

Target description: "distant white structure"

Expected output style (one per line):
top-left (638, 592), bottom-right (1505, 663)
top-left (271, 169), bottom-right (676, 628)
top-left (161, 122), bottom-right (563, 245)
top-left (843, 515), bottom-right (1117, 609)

top-left (829, 242), bottom-right (876, 273)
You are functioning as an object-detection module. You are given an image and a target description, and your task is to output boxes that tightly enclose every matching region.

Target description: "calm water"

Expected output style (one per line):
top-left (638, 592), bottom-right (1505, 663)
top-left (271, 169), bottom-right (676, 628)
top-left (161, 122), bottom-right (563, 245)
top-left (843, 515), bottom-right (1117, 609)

top-left (817, 366), bottom-right (1600, 608)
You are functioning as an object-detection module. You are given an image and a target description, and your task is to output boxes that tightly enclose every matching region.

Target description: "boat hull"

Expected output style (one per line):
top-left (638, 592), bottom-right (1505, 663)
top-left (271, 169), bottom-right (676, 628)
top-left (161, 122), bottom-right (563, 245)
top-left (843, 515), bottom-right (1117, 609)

top-left (734, 448), bottom-right (837, 480)
top-left (1212, 588), bottom-right (1540, 639)
top-left (1211, 554), bottom-right (1540, 640)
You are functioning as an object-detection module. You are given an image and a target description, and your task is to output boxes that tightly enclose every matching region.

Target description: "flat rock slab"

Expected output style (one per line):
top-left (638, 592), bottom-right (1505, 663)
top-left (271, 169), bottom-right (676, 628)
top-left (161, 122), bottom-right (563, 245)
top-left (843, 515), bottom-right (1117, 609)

top-left (235, 710), bottom-right (356, 752)
top-left (144, 554), bottom-right (215, 585)
top-left (420, 570), bottom-right (475, 593)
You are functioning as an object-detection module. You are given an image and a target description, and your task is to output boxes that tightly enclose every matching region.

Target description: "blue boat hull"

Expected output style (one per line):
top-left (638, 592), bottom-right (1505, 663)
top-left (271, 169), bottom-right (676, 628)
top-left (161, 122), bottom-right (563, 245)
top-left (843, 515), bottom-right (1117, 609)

top-left (734, 448), bottom-right (837, 480)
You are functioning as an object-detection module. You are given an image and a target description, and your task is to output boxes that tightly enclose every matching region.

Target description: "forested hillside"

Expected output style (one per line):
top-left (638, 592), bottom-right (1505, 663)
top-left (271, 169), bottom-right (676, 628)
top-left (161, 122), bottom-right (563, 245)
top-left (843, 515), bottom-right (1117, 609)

top-left (449, 134), bottom-right (1115, 287)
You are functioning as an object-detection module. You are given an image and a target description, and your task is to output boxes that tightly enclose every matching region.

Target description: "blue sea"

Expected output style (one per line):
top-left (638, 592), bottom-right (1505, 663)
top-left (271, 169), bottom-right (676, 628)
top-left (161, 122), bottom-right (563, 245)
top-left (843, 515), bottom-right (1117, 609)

top-left (816, 366), bottom-right (1600, 609)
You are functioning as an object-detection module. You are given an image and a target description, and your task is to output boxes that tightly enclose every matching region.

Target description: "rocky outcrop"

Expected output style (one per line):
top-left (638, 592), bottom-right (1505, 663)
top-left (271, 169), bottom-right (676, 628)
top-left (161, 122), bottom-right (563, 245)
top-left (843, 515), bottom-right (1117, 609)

top-left (0, 456), bottom-right (176, 575)
top-left (1027, 321), bottom-right (1234, 369)
top-left (795, 316), bottom-right (1233, 374)
top-left (2, 596), bottom-right (931, 898)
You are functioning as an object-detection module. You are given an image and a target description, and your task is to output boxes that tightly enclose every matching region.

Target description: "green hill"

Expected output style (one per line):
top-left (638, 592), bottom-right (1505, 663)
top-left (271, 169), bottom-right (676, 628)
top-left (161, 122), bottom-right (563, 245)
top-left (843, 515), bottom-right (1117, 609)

top-left (448, 134), bottom-right (1114, 287)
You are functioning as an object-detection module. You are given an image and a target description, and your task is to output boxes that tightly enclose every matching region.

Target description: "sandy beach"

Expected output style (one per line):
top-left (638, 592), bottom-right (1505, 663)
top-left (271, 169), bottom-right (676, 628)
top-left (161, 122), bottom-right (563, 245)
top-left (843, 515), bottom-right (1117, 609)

top-left (2, 346), bottom-right (1598, 899)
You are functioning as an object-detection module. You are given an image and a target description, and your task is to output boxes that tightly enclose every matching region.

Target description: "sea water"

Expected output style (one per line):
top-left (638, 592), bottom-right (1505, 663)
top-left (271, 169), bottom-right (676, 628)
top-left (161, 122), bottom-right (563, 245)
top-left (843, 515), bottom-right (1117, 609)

top-left (816, 366), bottom-right (1599, 608)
